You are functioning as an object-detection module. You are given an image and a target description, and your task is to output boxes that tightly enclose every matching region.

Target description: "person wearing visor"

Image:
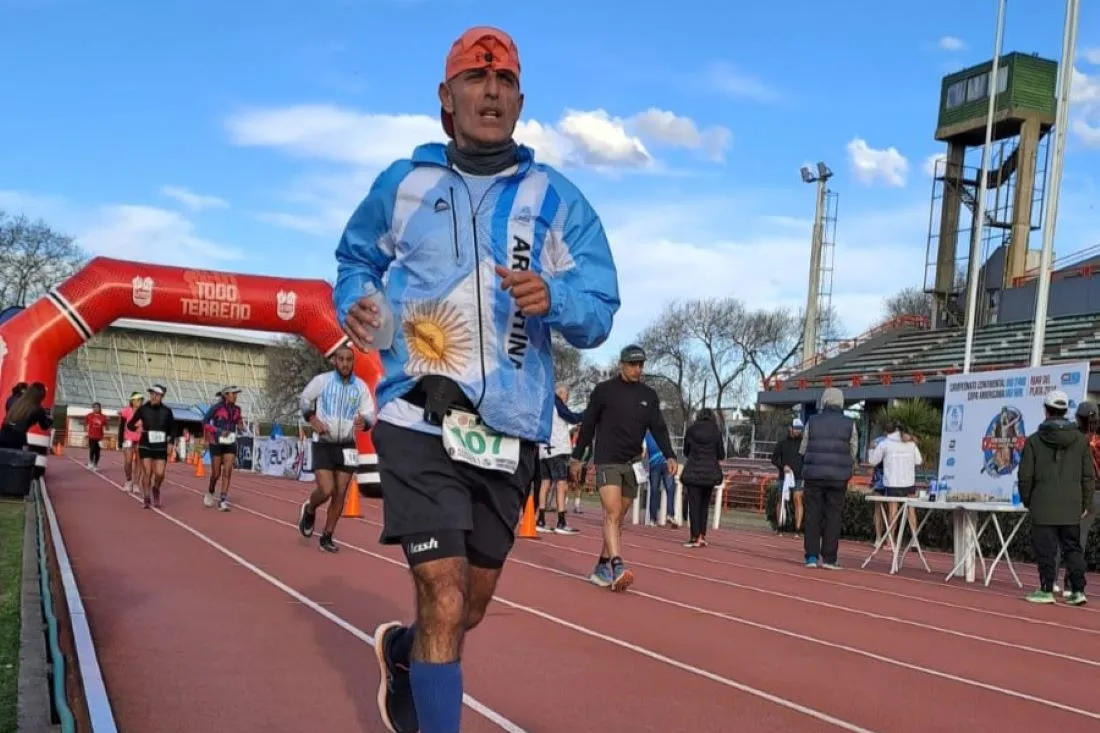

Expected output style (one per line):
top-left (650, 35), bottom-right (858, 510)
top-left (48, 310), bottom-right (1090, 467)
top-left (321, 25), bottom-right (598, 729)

top-left (118, 391), bottom-right (145, 494)
top-left (203, 385), bottom-right (244, 512)
top-left (126, 384), bottom-right (176, 509)
top-left (333, 25), bottom-right (620, 733)
top-left (571, 345), bottom-right (677, 590)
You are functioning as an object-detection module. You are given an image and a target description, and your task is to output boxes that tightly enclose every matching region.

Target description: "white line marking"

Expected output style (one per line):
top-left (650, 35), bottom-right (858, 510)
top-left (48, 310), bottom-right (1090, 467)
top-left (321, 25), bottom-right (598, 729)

top-left (152, 472), bottom-right (883, 733)
top-left (40, 478), bottom-right (120, 733)
top-left (75, 463), bottom-right (527, 733)
top-left (533, 538), bottom-right (1100, 668)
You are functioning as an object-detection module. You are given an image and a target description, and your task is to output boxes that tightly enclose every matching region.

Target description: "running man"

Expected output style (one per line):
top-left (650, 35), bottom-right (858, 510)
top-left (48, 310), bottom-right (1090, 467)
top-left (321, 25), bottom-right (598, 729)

top-left (537, 384), bottom-right (582, 534)
top-left (118, 392), bottom-right (145, 493)
top-left (296, 345), bottom-right (376, 553)
top-left (84, 402), bottom-right (108, 471)
top-left (203, 386), bottom-right (244, 511)
top-left (125, 384), bottom-right (176, 509)
top-left (334, 26), bottom-right (619, 733)
top-left (570, 345), bottom-right (677, 591)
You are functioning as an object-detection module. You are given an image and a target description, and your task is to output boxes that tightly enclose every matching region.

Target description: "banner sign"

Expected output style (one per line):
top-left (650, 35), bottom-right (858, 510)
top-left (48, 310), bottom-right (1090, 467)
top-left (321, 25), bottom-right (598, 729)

top-left (255, 437), bottom-right (303, 479)
top-left (938, 361), bottom-right (1090, 502)
top-left (235, 436), bottom-right (254, 471)
top-left (298, 440), bottom-right (315, 483)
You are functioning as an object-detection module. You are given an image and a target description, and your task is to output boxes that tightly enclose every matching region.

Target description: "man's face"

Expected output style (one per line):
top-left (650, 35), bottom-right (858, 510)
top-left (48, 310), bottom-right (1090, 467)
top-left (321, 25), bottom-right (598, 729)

top-left (334, 348), bottom-right (355, 378)
top-left (555, 385), bottom-right (568, 402)
top-left (149, 392), bottom-right (163, 405)
top-left (790, 427), bottom-right (801, 439)
top-left (440, 68), bottom-right (523, 148)
top-left (225, 391), bottom-right (237, 404)
top-left (92, 404), bottom-right (101, 413)
top-left (620, 361), bottom-right (643, 383)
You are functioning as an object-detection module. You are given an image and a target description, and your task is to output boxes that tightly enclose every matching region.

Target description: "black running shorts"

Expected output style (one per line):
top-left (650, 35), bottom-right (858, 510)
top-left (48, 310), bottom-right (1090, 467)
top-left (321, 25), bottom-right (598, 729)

top-left (312, 441), bottom-right (358, 473)
top-left (540, 454), bottom-right (569, 482)
top-left (372, 420), bottom-right (537, 570)
top-left (209, 442), bottom-right (238, 457)
top-left (138, 446), bottom-right (168, 462)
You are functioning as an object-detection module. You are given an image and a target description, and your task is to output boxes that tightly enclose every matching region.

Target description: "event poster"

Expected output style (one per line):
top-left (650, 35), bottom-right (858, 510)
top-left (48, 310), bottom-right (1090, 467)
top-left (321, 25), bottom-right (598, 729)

top-left (937, 361), bottom-right (1090, 502)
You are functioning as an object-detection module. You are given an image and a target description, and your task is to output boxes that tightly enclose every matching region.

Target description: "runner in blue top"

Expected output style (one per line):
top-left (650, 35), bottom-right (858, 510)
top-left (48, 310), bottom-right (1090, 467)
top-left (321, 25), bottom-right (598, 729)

top-left (644, 431), bottom-right (678, 526)
top-left (333, 26), bottom-right (620, 733)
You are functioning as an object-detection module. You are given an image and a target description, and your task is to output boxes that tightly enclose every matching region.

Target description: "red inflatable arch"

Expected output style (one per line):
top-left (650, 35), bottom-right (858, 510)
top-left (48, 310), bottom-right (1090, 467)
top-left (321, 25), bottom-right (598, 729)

top-left (0, 256), bottom-right (382, 486)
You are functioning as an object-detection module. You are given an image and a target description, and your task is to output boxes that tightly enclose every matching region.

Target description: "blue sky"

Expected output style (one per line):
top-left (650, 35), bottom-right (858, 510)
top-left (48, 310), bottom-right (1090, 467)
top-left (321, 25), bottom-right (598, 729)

top-left (2, 0), bottom-right (1100, 362)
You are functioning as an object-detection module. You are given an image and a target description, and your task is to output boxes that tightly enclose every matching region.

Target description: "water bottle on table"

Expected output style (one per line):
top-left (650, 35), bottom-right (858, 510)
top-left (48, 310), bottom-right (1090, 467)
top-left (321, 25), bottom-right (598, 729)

top-left (1011, 481), bottom-right (1022, 507)
top-left (928, 479), bottom-right (939, 502)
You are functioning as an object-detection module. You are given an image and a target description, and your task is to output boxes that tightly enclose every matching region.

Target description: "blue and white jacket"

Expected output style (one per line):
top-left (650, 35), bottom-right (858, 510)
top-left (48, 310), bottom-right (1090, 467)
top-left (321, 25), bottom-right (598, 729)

top-left (299, 370), bottom-right (376, 444)
top-left (333, 143), bottom-right (620, 444)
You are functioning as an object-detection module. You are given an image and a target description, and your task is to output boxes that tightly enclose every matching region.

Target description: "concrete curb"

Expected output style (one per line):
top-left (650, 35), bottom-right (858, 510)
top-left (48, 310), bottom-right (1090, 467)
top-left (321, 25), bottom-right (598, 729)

top-left (17, 492), bottom-right (58, 733)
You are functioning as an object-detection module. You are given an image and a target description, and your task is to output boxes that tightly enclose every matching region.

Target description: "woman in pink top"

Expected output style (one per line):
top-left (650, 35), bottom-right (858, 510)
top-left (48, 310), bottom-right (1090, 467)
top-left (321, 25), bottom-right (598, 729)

top-left (117, 392), bottom-right (145, 494)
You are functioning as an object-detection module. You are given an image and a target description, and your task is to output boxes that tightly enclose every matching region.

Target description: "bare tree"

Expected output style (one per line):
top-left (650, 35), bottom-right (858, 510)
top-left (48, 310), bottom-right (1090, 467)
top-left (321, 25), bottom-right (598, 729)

top-left (263, 336), bottom-right (331, 422)
top-left (681, 297), bottom-right (749, 412)
top-left (0, 211), bottom-right (87, 306)
top-left (883, 286), bottom-right (933, 321)
top-left (636, 300), bottom-right (707, 431)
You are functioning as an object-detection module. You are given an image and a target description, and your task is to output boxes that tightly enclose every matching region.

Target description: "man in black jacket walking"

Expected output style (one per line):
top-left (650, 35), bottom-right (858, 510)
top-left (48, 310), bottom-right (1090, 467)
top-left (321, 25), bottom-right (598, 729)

top-left (799, 388), bottom-right (857, 569)
top-left (771, 418), bottom-right (805, 533)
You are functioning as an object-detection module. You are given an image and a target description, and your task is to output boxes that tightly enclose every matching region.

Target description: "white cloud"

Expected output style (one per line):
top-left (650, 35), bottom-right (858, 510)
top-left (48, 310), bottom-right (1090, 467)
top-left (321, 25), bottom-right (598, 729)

top-left (923, 152), bottom-right (946, 177)
top-left (78, 205), bottom-right (244, 266)
top-left (1070, 66), bottom-right (1100, 148)
top-left (937, 36), bottom-right (966, 52)
top-left (705, 63), bottom-right (781, 103)
top-left (226, 103), bottom-right (729, 174)
top-left (846, 138), bottom-right (910, 187)
top-left (1082, 48), bottom-right (1100, 65)
top-left (160, 185), bottom-right (229, 212)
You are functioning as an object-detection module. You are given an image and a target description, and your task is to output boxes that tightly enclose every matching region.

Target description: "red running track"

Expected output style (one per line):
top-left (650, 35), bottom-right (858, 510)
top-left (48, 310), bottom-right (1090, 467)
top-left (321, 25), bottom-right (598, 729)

top-left (46, 452), bottom-right (1100, 732)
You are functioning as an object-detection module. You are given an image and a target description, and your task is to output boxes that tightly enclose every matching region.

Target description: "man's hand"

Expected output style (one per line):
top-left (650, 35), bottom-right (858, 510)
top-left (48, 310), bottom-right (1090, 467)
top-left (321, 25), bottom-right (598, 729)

top-left (353, 414), bottom-right (365, 431)
top-left (495, 265), bottom-right (550, 316)
top-left (309, 417), bottom-right (330, 436)
top-left (344, 297), bottom-right (383, 351)
top-left (665, 459), bottom-right (679, 478)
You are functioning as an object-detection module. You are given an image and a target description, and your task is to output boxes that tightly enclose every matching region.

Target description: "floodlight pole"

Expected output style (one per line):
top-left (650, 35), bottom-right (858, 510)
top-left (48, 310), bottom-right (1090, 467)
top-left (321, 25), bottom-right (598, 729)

top-left (1029, 0), bottom-right (1079, 367)
top-left (801, 164), bottom-right (832, 367)
top-left (961, 0), bottom-right (1007, 374)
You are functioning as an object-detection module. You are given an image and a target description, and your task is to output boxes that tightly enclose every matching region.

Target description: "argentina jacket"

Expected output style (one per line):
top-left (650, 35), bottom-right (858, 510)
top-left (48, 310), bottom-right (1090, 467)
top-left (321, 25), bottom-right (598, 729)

top-left (299, 371), bottom-right (377, 444)
top-left (333, 143), bottom-right (621, 444)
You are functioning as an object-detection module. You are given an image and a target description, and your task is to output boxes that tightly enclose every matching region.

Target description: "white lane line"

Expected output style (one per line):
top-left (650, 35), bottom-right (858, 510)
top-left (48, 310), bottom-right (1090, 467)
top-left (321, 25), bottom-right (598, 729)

top-left (76, 464), bottom-right (527, 733)
top-left (153, 473), bottom-right (883, 733)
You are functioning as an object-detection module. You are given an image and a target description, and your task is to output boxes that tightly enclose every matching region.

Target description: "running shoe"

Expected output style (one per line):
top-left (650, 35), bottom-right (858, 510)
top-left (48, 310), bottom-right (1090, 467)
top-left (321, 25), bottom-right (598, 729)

top-left (589, 561), bottom-right (613, 588)
top-left (298, 501), bottom-right (315, 538)
top-left (610, 561), bottom-right (634, 592)
top-left (553, 523), bottom-right (578, 535)
top-left (1025, 589), bottom-right (1055, 604)
top-left (1066, 591), bottom-right (1088, 606)
top-left (805, 556), bottom-right (819, 568)
top-left (319, 534), bottom-right (339, 553)
top-left (373, 622), bottom-right (419, 733)
top-left (217, 497), bottom-right (230, 512)
top-left (203, 492), bottom-right (217, 508)
top-left (820, 561), bottom-right (841, 570)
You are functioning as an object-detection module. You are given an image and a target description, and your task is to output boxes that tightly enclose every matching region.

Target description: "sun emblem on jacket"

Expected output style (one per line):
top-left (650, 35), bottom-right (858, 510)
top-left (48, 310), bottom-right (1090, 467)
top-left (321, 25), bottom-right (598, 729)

top-left (402, 298), bottom-right (473, 377)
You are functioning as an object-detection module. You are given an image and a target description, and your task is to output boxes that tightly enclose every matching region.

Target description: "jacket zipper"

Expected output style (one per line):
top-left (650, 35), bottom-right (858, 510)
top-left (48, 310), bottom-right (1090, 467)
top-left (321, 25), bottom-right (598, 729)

top-left (448, 188), bottom-right (460, 262)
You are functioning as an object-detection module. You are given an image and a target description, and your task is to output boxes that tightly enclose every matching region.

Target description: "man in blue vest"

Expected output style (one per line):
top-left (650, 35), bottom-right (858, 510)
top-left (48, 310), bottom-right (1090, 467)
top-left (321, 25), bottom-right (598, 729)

top-left (799, 387), bottom-right (857, 569)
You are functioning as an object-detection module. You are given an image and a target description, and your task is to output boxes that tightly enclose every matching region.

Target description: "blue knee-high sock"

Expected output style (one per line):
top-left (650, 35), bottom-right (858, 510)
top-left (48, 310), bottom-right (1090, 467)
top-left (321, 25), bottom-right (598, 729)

top-left (410, 660), bottom-right (463, 733)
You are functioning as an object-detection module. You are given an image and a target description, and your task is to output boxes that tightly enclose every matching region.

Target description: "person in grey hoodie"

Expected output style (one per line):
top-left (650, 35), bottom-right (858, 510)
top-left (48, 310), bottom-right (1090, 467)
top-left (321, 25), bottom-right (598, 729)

top-left (1017, 389), bottom-right (1094, 606)
top-left (799, 387), bottom-right (857, 569)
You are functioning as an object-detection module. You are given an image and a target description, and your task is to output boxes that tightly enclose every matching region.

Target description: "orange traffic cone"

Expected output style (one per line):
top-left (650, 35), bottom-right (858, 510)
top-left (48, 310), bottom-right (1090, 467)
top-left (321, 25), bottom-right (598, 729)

top-left (517, 492), bottom-right (539, 539)
top-left (194, 458), bottom-right (204, 478)
top-left (342, 478), bottom-right (362, 518)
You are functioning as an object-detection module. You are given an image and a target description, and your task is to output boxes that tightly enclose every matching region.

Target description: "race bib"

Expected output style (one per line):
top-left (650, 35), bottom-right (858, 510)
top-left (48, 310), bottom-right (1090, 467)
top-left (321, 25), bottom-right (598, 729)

top-left (148, 431), bottom-right (166, 445)
top-left (632, 462), bottom-right (648, 484)
top-left (441, 409), bottom-right (520, 473)
top-left (218, 432), bottom-right (237, 445)
top-left (342, 448), bottom-right (358, 466)
top-left (123, 440), bottom-right (133, 449)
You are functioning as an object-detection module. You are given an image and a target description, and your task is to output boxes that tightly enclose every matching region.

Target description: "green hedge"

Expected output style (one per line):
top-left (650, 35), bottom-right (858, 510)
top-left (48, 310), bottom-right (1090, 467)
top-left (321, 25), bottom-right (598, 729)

top-left (764, 483), bottom-right (1100, 572)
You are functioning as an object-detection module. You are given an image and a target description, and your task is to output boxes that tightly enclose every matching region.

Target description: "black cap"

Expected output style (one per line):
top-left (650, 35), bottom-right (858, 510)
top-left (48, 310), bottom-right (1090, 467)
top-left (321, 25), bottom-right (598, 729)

top-left (620, 345), bottom-right (646, 363)
top-left (1076, 401), bottom-right (1098, 420)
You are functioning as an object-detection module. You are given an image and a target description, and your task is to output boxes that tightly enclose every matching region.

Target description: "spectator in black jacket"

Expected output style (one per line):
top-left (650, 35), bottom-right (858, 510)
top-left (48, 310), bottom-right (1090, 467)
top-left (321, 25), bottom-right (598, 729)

top-left (681, 409), bottom-right (726, 548)
top-left (771, 418), bottom-right (805, 533)
top-left (799, 387), bottom-right (857, 569)
top-left (0, 383), bottom-right (52, 450)
top-left (4, 382), bottom-right (27, 416)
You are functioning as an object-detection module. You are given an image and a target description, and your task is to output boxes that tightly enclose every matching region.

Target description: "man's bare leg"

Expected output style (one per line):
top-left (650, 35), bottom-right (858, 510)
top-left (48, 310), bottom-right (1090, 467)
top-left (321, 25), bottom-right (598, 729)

top-left (536, 478), bottom-right (553, 530)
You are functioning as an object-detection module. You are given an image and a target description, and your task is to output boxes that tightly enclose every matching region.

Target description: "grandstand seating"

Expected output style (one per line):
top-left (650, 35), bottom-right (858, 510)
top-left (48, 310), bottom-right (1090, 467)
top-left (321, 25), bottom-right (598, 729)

top-left (772, 313), bottom-right (1100, 389)
top-left (54, 322), bottom-right (271, 419)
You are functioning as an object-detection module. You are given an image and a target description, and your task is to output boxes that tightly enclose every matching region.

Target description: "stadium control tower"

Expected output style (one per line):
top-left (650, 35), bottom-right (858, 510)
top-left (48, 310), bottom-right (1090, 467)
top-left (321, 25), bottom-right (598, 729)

top-left (924, 52), bottom-right (1057, 329)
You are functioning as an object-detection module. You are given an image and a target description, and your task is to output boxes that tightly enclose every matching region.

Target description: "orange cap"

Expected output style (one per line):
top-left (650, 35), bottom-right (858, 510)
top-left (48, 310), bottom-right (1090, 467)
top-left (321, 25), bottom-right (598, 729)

top-left (441, 26), bottom-right (521, 138)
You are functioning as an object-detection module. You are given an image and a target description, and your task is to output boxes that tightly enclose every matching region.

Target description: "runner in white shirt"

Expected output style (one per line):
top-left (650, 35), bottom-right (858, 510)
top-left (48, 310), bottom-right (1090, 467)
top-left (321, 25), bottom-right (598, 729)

top-left (296, 345), bottom-right (377, 553)
top-left (536, 384), bottom-right (582, 534)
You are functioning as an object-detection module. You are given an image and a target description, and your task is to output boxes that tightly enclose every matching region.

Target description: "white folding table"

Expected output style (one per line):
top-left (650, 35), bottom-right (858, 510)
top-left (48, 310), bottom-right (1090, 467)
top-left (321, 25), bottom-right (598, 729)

top-left (904, 499), bottom-right (1029, 587)
top-left (861, 495), bottom-right (917, 572)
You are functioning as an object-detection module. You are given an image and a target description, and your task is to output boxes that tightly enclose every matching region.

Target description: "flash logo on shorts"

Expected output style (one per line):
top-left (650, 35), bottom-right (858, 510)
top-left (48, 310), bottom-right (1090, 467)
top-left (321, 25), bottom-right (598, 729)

top-left (407, 537), bottom-right (439, 555)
